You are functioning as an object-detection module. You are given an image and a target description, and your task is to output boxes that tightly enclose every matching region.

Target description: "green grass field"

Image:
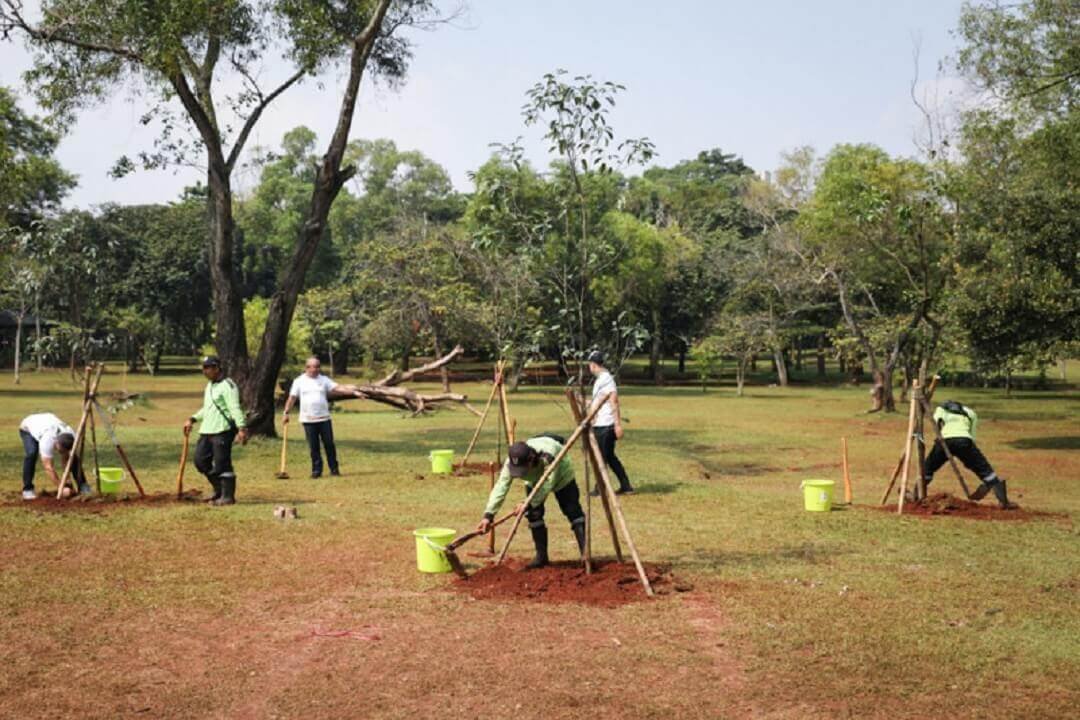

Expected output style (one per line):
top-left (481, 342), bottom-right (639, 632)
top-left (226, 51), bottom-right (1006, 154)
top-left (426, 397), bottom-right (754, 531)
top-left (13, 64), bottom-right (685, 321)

top-left (1, 367), bottom-right (1077, 719)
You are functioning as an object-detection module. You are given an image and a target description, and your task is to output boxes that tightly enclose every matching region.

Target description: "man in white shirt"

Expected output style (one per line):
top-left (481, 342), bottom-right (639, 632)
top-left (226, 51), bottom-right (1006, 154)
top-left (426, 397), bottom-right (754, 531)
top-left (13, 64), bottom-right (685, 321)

top-left (18, 412), bottom-right (92, 500)
top-left (586, 351), bottom-right (634, 495)
top-left (282, 357), bottom-right (361, 478)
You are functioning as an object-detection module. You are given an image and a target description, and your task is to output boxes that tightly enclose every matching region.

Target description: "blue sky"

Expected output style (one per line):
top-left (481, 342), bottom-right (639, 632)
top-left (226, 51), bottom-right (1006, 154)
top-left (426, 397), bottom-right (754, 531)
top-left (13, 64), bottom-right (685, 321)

top-left (0, 0), bottom-right (970, 207)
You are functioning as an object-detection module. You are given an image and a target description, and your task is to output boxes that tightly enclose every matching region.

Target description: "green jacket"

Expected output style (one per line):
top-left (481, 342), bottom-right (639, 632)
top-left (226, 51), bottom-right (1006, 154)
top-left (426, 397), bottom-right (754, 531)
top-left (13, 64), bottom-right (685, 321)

top-left (484, 436), bottom-right (575, 517)
top-left (934, 403), bottom-right (977, 440)
top-left (191, 378), bottom-right (246, 435)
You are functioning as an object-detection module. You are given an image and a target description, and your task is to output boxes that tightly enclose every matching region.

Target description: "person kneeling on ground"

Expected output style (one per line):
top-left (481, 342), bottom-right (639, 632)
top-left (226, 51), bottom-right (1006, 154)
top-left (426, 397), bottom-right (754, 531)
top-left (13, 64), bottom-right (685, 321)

top-left (18, 412), bottom-right (92, 500)
top-left (183, 356), bottom-right (249, 506)
top-left (923, 400), bottom-right (1014, 508)
top-left (476, 435), bottom-right (585, 569)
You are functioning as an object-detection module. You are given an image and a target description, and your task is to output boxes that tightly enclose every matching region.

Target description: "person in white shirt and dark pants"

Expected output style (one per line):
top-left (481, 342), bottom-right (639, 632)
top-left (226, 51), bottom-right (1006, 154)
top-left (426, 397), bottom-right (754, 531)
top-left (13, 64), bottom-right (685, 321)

top-left (587, 351), bottom-right (634, 495)
top-left (282, 357), bottom-right (358, 478)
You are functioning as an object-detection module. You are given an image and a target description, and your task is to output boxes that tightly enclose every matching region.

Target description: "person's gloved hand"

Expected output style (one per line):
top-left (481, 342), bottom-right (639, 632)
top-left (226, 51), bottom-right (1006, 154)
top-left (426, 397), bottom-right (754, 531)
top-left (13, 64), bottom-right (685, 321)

top-left (476, 517), bottom-right (492, 533)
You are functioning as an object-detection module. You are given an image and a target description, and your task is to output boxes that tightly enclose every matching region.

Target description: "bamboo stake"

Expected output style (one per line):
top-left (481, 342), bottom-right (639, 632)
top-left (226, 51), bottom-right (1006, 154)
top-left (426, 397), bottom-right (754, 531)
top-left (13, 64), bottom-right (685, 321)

top-left (57, 366), bottom-right (101, 498)
top-left (498, 376), bottom-right (514, 446)
top-left (841, 437), bottom-right (852, 504)
top-left (914, 382), bottom-right (928, 501)
top-left (460, 363), bottom-right (502, 467)
top-left (896, 381), bottom-right (920, 514)
top-left (92, 398), bottom-right (146, 497)
top-left (487, 461), bottom-right (497, 554)
top-left (881, 375), bottom-right (941, 503)
top-left (585, 428), bottom-right (654, 597)
top-left (88, 407), bottom-right (101, 495)
top-left (566, 389), bottom-right (623, 563)
top-left (496, 393), bottom-right (610, 565)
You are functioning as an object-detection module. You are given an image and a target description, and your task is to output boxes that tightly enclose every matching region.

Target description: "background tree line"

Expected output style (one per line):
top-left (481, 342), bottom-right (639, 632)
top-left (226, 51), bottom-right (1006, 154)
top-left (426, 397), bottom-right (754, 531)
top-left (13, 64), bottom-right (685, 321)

top-left (1, 0), bottom-right (1076, 418)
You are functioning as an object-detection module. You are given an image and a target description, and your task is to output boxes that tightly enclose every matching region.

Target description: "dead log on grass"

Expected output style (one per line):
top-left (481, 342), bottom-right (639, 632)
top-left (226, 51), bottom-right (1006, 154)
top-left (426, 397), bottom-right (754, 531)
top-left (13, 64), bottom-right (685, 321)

top-left (332, 345), bottom-right (479, 416)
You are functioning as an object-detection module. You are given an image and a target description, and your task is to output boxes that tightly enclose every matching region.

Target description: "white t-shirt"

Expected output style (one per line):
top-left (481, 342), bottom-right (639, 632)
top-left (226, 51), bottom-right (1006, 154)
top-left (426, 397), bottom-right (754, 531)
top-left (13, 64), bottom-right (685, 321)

top-left (289, 374), bottom-right (339, 423)
top-left (20, 413), bottom-right (74, 459)
top-left (591, 371), bottom-right (618, 428)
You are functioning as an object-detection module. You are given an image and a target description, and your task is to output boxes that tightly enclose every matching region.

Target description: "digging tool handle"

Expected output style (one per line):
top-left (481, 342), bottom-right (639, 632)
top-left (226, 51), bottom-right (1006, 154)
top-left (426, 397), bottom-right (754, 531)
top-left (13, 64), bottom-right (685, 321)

top-left (446, 511), bottom-right (516, 553)
top-left (278, 422), bottom-right (289, 474)
top-left (496, 393), bottom-right (611, 565)
top-left (176, 431), bottom-right (190, 500)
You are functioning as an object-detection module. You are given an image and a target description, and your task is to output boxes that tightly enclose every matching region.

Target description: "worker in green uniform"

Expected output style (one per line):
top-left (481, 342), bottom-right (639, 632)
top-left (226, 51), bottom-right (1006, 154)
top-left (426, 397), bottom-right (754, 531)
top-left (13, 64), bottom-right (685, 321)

top-left (923, 400), bottom-right (1014, 508)
top-left (183, 356), bottom-right (249, 506)
top-left (476, 435), bottom-right (585, 569)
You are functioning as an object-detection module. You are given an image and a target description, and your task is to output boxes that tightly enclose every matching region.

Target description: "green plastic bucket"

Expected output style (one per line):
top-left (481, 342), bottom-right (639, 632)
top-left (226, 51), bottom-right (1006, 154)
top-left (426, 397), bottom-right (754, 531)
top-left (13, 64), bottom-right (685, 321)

top-left (801, 479), bottom-right (834, 512)
top-left (413, 527), bottom-right (456, 573)
top-left (99, 467), bottom-right (124, 495)
top-left (429, 449), bottom-right (454, 474)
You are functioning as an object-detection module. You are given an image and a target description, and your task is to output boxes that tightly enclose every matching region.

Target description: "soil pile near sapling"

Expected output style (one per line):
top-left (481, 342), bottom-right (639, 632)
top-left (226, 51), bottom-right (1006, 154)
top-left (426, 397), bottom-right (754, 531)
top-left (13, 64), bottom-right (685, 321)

top-left (452, 461), bottom-right (497, 478)
top-left (453, 559), bottom-right (688, 607)
top-left (875, 492), bottom-right (1057, 521)
top-left (3, 490), bottom-right (203, 514)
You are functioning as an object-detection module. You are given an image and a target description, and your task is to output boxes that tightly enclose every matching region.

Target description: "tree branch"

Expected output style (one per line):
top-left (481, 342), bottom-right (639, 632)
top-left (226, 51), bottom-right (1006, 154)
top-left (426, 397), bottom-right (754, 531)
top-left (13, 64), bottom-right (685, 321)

top-left (1, 2), bottom-right (143, 62)
top-left (225, 66), bottom-right (307, 173)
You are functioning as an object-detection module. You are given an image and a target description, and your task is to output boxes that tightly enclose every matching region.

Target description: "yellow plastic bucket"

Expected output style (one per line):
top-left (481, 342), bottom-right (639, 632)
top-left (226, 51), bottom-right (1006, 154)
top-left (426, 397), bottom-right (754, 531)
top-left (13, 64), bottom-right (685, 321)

top-left (429, 449), bottom-right (454, 474)
top-left (801, 479), bottom-right (834, 512)
top-left (99, 467), bottom-right (124, 495)
top-left (413, 527), bottom-right (456, 573)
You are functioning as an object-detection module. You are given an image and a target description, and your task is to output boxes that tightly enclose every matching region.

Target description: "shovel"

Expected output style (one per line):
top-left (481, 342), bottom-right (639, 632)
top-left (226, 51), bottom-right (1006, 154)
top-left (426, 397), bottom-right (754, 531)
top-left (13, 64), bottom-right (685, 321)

top-left (275, 422), bottom-right (290, 479)
top-left (444, 512), bottom-right (515, 579)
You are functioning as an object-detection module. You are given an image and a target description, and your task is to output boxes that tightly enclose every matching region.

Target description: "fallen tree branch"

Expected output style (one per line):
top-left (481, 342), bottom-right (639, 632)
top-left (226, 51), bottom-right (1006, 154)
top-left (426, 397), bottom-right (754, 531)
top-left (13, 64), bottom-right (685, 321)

top-left (333, 345), bottom-right (472, 415)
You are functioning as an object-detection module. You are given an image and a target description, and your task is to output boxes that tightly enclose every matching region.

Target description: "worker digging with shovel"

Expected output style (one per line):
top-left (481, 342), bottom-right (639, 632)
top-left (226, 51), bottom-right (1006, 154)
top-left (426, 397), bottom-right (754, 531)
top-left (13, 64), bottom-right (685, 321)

top-left (475, 435), bottom-right (586, 569)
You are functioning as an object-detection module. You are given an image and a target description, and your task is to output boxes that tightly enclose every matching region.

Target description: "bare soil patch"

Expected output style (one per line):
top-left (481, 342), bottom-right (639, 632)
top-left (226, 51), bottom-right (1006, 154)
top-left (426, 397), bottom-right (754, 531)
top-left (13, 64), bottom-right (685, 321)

top-left (452, 559), bottom-right (687, 607)
top-left (3, 489), bottom-right (202, 514)
top-left (871, 492), bottom-right (1061, 521)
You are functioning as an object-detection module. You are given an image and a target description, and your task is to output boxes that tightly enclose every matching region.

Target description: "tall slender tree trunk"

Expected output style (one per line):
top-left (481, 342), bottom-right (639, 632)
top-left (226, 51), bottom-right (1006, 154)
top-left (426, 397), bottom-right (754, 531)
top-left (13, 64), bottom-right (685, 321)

top-left (773, 347), bottom-right (789, 387)
top-left (816, 334), bottom-right (826, 377)
top-left (735, 357), bottom-right (747, 397)
top-left (649, 307), bottom-right (663, 385)
top-left (332, 343), bottom-right (350, 376)
top-left (13, 311), bottom-right (23, 384)
top-left (34, 296), bottom-right (41, 372)
top-left (678, 343), bottom-right (687, 374)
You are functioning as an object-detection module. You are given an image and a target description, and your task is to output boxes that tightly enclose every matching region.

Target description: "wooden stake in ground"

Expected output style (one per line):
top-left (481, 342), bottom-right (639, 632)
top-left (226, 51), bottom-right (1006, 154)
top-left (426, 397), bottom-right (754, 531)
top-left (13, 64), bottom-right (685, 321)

top-left (566, 388), bottom-right (623, 564)
top-left (88, 408), bottom-right (101, 496)
top-left (881, 375), bottom-right (941, 503)
top-left (57, 365), bottom-right (103, 498)
top-left (896, 380), bottom-right (920, 515)
top-left (496, 393), bottom-right (610, 565)
top-left (498, 377), bottom-right (515, 446)
top-left (460, 361), bottom-right (503, 467)
top-left (91, 397), bottom-right (146, 497)
top-left (584, 426), bottom-right (654, 597)
top-left (841, 436), bottom-right (852, 504)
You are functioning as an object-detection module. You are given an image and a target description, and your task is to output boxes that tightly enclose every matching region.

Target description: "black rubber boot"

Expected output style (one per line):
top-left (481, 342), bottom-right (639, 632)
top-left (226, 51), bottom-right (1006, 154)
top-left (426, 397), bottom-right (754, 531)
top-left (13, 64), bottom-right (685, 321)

top-left (969, 482), bottom-right (991, 501)
top-left (204, 476), bottom-right (222, 504)
top-left (213, 476), bottom-right (236, 506)
top-left (990, 479), bottom-right (1016, 509)
top-left (571, 521), bottom-right (586, 556)
top-left (526, 525), bottom-right (549, 569)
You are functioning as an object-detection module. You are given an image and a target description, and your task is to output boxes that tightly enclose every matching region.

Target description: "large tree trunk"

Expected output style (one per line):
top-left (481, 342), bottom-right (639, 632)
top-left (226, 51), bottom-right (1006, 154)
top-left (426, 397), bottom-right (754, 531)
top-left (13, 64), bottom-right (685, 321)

top-left (240, 1), bottom-right (392, 436)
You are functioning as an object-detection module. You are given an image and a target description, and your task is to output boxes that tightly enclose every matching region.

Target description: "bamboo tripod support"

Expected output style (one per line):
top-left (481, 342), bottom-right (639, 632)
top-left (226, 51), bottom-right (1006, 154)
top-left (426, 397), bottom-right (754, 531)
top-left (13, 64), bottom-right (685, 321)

top-left (566, 389), bottom-right (624, 564)
top-left (58, 364), bottom-right (147, 499)
top-left (880, 375), bottom-right (971, 504)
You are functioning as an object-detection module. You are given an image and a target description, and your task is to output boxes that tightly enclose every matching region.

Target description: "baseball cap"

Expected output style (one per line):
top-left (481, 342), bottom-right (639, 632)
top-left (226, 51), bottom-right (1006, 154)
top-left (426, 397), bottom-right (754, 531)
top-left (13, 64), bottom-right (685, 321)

top-left (201, 355), bottom-right (221, 368)
top-left (507, 441), bottom-right (535, 478)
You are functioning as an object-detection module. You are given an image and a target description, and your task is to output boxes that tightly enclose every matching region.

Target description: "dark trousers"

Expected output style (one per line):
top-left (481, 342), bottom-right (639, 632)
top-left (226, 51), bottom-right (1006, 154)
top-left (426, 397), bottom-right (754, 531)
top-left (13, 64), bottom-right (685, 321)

top-left (20, 430), bottom-right (85, 490)
top-left (302, 420), bottom-right (339, 476)
top-left (592, 426), bottom-right (631, 491)
top-left (924, 437), bottom-right (997, 485)
top-left (194, 430), bottom-right (237, 481)
top-left (524, 481), bottom-right (585, 529)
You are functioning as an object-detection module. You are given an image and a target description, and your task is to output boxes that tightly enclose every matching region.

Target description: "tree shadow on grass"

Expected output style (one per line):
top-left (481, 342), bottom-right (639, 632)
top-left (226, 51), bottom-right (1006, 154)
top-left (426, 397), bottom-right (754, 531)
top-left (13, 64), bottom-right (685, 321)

top-left (1007, 436), bottom-right (1080, 450)
top-left (674, 542), bottom-right (855, 572)
top-left (629, 482), bottom-right (682, 495)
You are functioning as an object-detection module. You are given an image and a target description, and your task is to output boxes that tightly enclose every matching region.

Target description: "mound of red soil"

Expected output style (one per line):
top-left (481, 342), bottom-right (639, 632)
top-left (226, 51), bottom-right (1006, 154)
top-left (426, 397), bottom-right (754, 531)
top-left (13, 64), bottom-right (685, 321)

top-left (3, 490), bottom-right (203, 514)
top-left (875, 492), bottom-right (1055, 521)
top-left (452, 559), bottom-right (686, 607)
